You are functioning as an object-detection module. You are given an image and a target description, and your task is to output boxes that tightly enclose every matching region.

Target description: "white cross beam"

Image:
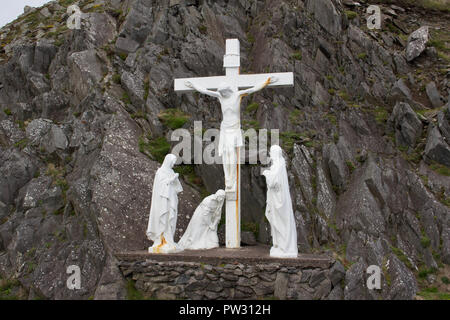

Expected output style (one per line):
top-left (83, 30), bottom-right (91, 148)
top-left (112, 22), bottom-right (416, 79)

top-left (174, 40), bottom-right (294, 92)
top-left (174, 39), bottom-right (294, 249)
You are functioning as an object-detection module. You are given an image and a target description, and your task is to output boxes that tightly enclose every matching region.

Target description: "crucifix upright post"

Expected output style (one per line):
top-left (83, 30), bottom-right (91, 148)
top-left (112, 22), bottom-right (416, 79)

top-left (174, 39), bottom-right (294, 248)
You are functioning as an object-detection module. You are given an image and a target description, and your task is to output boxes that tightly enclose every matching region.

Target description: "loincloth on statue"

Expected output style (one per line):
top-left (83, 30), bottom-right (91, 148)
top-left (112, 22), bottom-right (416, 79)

top-left (218, 121), bottom-right (243, 157)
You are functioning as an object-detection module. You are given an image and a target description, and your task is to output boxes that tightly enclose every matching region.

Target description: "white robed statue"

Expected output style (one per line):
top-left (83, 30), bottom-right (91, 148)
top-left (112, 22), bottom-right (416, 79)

top-left (178, 190), bottom-right (226, 250)
top-left (262, 145), bottom-right (298, 258)
top-left (146, 154), bottom-right (183, 253)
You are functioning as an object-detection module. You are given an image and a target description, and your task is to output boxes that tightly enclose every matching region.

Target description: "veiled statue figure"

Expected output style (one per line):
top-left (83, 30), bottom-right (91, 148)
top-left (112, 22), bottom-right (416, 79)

top-left (146, 154), bottom-right (183, 253)
top-left (262, 145), bottom-right (298, 258)
top-left (178, 190), bottom-right (226, 250)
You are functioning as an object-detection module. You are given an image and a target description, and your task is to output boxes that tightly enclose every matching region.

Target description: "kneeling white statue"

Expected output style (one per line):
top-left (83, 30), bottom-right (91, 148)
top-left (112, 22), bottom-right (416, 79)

top-left (262, 145), bottom-right (298, 258)
top-left (178, 190), bottom-right (226, 250)
top-left (146, 154), bottom-right (183, 253)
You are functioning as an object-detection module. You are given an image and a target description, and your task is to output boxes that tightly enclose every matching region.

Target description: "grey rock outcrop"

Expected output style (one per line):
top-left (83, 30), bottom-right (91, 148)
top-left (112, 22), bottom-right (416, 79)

top-left (424, 125), bottom-right (450, 167)
top-left (387, 102), bottom-right (423, 149)
top-left (406, 26), bottom-right (429, 62)
top-left (306, 0), bottom-right (342, 37)
top-left (425, 82), bottom-right (445, 109)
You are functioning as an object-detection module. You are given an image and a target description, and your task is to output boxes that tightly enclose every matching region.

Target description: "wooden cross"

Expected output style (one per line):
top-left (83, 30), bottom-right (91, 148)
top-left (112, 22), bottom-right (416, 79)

top-left (174, 39), bottom-right (294, 248)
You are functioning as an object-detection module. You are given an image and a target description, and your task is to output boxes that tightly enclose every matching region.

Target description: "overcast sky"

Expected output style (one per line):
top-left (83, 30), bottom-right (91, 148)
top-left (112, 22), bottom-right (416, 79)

top-left (0, 0), bottom-right (52, 28)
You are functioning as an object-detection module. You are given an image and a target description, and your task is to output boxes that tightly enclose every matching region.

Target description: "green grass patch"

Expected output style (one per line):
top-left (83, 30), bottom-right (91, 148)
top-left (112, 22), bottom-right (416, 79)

top-left (346, 161), bottom-right (356, 173)
top-left (391, 246), bottom-right (413, 269)
top-left (292, 51), bottom-right (302, 61)
top-left (118, 53), bottom-right (128, 61)
top-left (345, 11), bottom-right (358, 20)
top-left (14, 138), bottom-right (28, 150)
top-left (289, 109), bottom-right (303, 125)
top-left (418, 266), bottom-right (437, 279)
top-left (417, 287), bottom-right (450, 300)
top-left (59, 0), bottom-right (78, 7)
top-left (357, 53), bottom-right (368, 60)
top-left (144, 78), bottom-right (150, 101)
top-left (3, 108), bottom-right (12, 116)
top-left (429, 162), bottom-right (450, 176)
top-left (112, 73), bottom-right (121, 84)
top-left (421, 236), bottom-right (431, 248)
top-left (174, 165), bottom-right (203, 186)
top-left (242, 221), bottom-right (259, 240)
top-left (280, 131), bottom-right (307, 153)
top-left (242, 119), bottom-right (261, 130)
top-left (198, 25), bottom-right (207, 35)
top-left (158, 108), bottom-right (190, 130)
top-left (131, 110), bottom-right (147, 120)
top-left (139, 135), bottom-right (171, 163)
top-left (121, 92), bottom-right (131, 105)
top-left (326, 114), bottom-right (337, 126)
top-left (245, 101), bottom-right (259, 114)
top-left (247, 33), bottom-right (255, 44)
top-left (374, 106), bottom-right (388, 124)
top-left (0, 278), bottom-right (21, 300)
top-left (337, 91), bottom-right (350, 102)
top-left (126, 279), bottom-right (145, 300)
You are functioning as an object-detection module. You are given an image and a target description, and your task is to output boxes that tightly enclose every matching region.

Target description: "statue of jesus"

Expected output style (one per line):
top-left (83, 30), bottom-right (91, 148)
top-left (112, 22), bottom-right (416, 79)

top-left (185, 77), bottom-right (278, 192)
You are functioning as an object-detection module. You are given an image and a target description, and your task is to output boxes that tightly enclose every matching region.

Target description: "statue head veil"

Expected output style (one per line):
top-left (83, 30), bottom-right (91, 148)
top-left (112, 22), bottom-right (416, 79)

top-left (161, 154), bottom-right (177, 171)
top-left (269, 145), bottom-right (285, 166)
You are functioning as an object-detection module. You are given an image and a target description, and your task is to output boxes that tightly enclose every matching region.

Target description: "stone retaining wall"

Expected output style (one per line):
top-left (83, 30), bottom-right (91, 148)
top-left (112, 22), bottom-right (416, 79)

top-left (118, 258), bottom-right (346, 300)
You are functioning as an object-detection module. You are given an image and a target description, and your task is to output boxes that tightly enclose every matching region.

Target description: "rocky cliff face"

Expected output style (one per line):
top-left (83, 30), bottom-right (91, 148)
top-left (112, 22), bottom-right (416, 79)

top-left (0, 0), bottom-right (449, 300)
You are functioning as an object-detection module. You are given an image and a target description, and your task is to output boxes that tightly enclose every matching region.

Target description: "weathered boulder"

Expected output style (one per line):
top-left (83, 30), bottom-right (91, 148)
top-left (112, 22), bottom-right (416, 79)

top-left (386, 254), bottom-right (418, 300)
top-left (306, 0), bottom-right (342, 37)
top-left (327, 285), bottom-right (344, 300)
top-left (329, 260), bottom-right (346, 286)
top-left (121, 69), bottom-right (145, 105)
top-left (291, 144), bottom-right (315, 204)
top-left (387, 102), bottom-right (423, 149)
top-left (33, 39), bottom-right (57, 74)
top-left (26, 118), bottom-right (53, 146)
top-left (390, 78), bottom-right (412, 101)
top-left (323, 143), bottom-right (349, 190)
top-left (118, 0), bottom-right (154, 44)
top-left (0, 120), bottom-right (26, 146)
top-left (18, 175), bottom-right (64, 213)
top-left (336, 155), bottom-right (386, 237)
top-left (25, 118), bottom-right (68, 153)
top-left (0, 149), bottom-right (37, 205)
top-left (316, 160), bottom-right (336, 220)
top-left (241, 231), bottom-right (257, 246)
top-left (406, 26), bottom-right (429, 62)
top-left (437, 103), bottom-right (450, 141)
top-left (42, 125), bottom-right (68, 154)
top-left (425, 82), bottom-right (445, 109)
top-left (68, 50), bottom-right (105, 105)
top-left (424, 125), bottom-right (450, 167)
top-left (344, 260), bottom-right (372, 300)
top-left (115, 37), bottom-right (140, 54)
top-left (84, 13), bottom-right (117, 48)
top-left (32, 90), bottom-right (68, 123)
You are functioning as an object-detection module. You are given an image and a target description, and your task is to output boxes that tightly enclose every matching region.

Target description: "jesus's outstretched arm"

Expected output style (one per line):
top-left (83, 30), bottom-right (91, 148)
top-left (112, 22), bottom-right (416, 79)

top-left (238, 76), bottom-right (278, 96)
top-left (185, 80), bottom-right (221, 98)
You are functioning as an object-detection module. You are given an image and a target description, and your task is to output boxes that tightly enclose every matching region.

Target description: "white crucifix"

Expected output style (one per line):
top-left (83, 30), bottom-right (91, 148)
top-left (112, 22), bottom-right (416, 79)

top-left (174, 39), bottom-right (294, 248)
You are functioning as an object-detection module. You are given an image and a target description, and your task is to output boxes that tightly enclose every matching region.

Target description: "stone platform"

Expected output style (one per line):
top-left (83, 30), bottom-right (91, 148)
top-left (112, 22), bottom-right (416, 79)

top-left (115, 246), bottom-right (344, 300)
top-left (115, 245), bottom-right (332, 268)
